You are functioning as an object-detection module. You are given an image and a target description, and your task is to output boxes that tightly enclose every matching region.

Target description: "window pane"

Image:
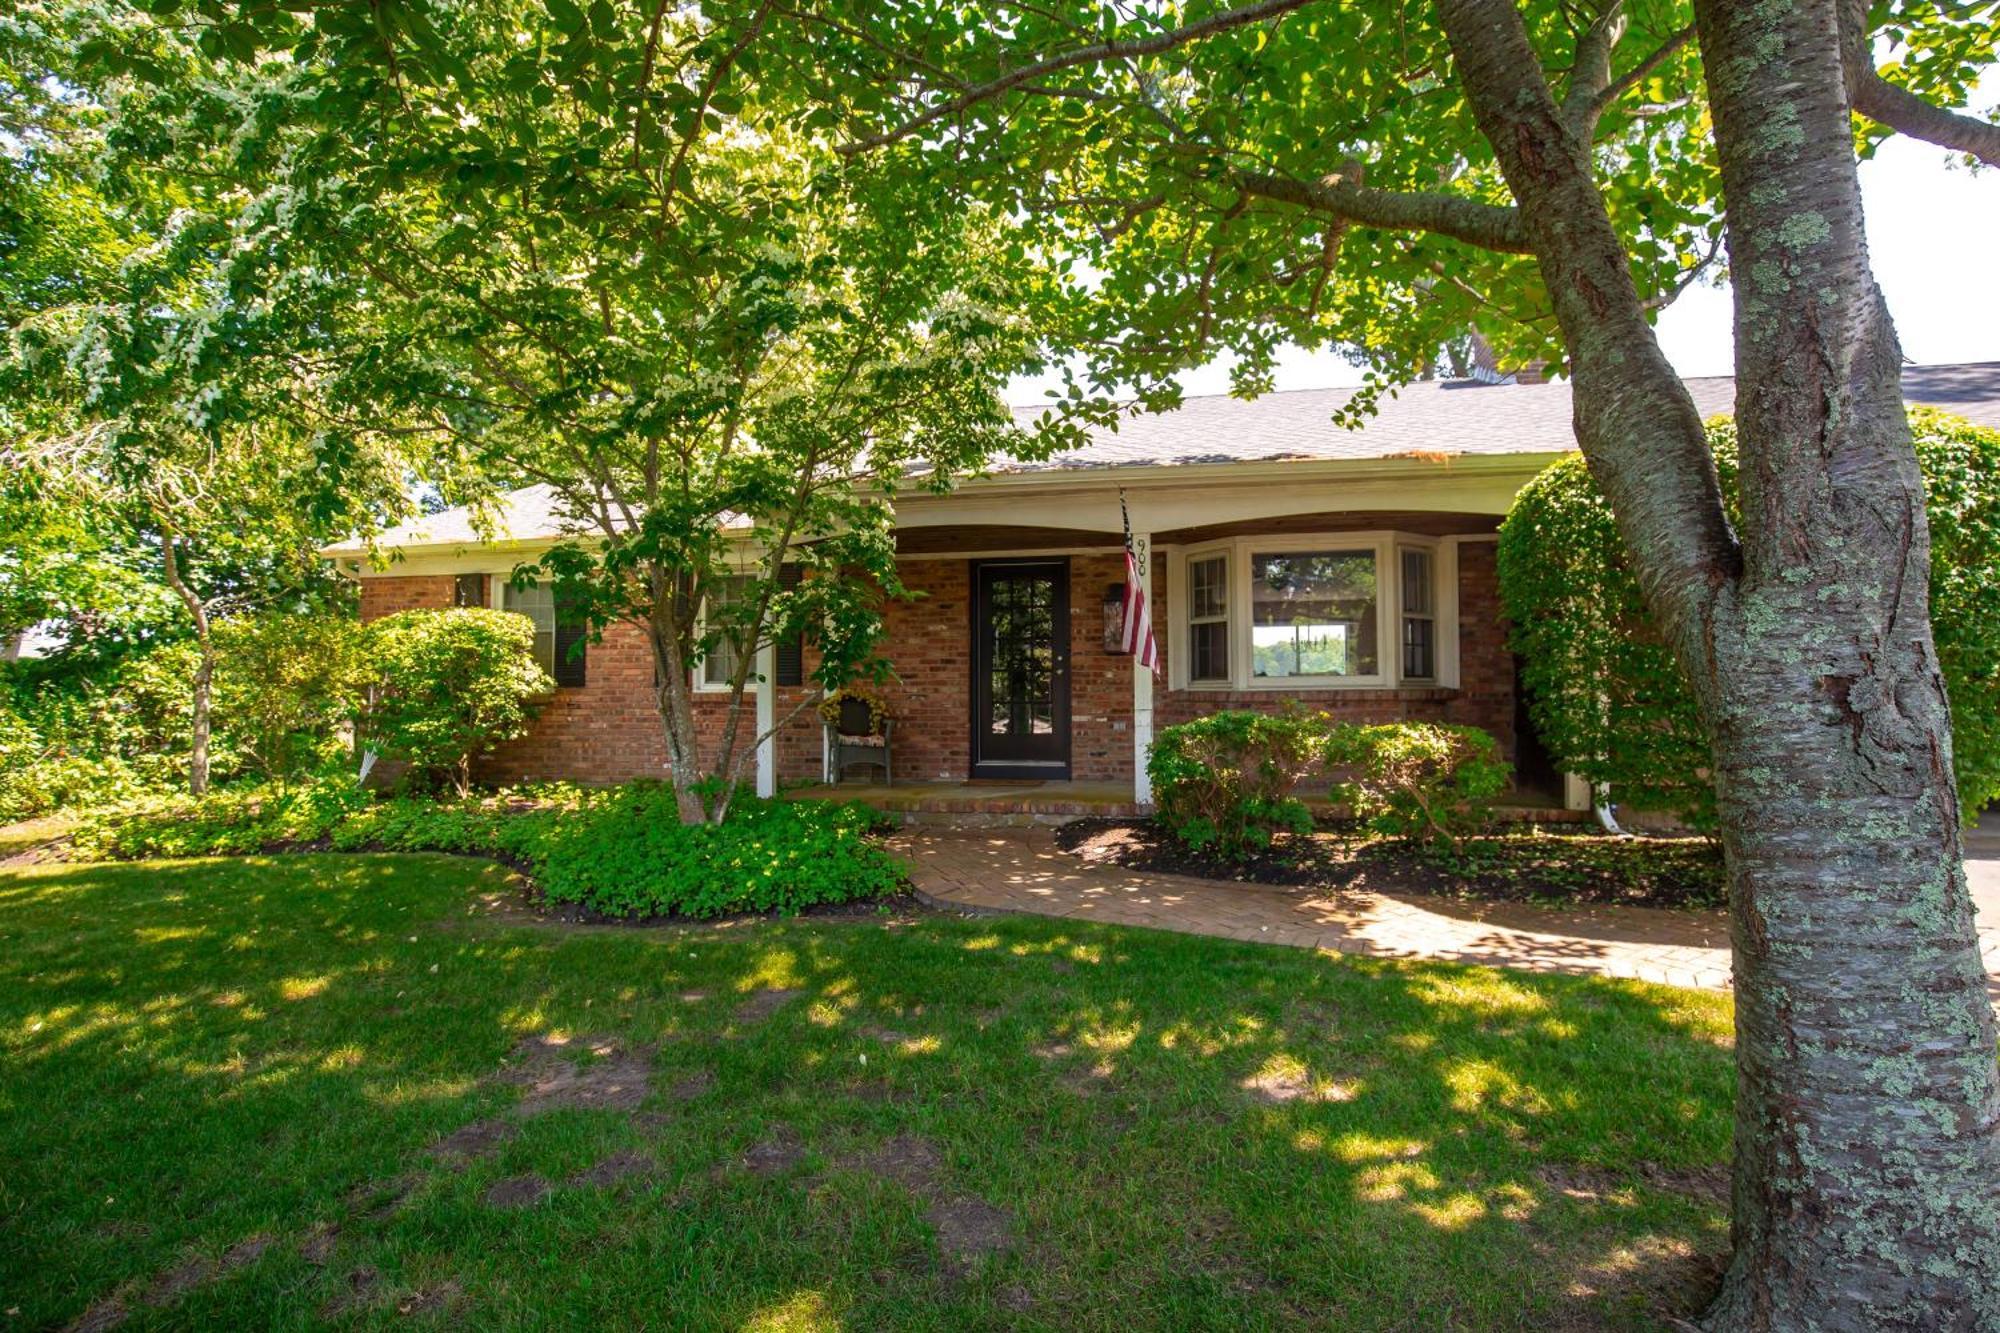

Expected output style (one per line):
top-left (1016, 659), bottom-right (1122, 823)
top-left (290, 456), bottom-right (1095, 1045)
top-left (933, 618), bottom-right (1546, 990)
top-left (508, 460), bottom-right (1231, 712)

top-left (1250, 551), bottom-right (1378, 678)
top-left (1401, 549), bottom-right (1433, 615)
top-left (702, 576), bottom-right (751, 686)
top-left (1403, 616), bottom-right (1434, 680)
top-left (1189, 555), bottom-right (1227, 620)
top-left (501, 582), bottom-right (556, 675)
top-left (1191, 621), bottom-right (1229, 682)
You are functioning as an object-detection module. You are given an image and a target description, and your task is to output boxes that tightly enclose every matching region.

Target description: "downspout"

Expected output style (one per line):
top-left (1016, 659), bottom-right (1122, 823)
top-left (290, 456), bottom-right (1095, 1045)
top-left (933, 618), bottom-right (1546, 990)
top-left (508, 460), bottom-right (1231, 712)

top-left (1593, 783), bottom-right (1627, 836)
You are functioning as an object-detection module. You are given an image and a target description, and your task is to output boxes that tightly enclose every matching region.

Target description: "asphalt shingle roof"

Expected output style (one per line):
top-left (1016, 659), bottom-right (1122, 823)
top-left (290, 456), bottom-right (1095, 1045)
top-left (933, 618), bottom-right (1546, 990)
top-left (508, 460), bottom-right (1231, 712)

top-left (341, 362), bottom-right (2000, 552)
top-left (998, 360), bottom-right (2000, 471)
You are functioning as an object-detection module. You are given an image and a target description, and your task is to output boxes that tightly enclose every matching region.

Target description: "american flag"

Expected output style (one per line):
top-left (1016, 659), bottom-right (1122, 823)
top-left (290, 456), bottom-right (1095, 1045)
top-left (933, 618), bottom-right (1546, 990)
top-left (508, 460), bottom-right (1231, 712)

top-left (1120, 493), bottom-right (1160, 674)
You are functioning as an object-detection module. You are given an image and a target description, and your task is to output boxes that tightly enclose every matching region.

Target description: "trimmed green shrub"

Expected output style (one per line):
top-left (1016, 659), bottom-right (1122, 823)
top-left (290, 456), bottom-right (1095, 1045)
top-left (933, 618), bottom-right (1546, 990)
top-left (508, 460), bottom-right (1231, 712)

top-left (1324, 721), bottom-right (1510, 847)
top-left (361, 608), bottom-right (553, 796)
top-left (1499, 409), bottom-right (2000, 825)
top-left (72, 779), bottom-right (904, 920)
top-left (1147, 708), bottom-right (1325, 858)
top-left (1497, 452), bottom-right (1716, 827)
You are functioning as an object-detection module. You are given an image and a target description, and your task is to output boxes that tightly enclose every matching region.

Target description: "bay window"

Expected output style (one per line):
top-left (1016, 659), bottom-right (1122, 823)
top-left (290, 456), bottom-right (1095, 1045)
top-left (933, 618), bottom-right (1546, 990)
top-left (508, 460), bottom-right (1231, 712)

top-left (1175, 533), bottom-right (1448, 690)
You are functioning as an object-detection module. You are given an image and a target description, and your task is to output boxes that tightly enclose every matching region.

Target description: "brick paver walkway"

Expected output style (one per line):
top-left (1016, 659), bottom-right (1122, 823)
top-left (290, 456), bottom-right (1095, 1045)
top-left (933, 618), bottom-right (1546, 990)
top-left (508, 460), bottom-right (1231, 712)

top-left (902, 828), bottom-right (2000, 997)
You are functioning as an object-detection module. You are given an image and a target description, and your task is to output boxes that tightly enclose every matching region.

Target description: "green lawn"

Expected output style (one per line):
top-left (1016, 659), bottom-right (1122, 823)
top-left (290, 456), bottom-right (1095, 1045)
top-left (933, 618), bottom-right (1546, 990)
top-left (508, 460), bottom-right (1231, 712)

top-left (0, 852), bottom-right (1735, 1330)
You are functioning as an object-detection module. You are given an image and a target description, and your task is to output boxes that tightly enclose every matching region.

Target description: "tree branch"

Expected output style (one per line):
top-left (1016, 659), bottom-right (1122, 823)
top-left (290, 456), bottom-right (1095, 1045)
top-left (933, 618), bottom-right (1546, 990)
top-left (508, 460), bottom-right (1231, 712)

top-left (1235, 167), bottom-right (1532, 253)
top-left (1837, 0), bottom-right (2000, 167)
top-left (836, 0), bottom-right (1323, 156)
top-left (1559, 0), bottom-right (1627, 124)
top-left (1570, 22), bottom-right (1697, 135)
top-left (1436, 0), bottom-right (1739, 650)
top-left (658, 0), bottom-right (777, 223)
top-left (1852, 69), bottom-right (2000, 167)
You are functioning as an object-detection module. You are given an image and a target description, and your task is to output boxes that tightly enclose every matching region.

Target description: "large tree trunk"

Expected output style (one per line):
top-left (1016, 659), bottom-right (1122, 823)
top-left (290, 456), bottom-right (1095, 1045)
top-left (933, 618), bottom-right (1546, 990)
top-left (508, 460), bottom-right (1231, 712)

top-left (1438, 2), bottom-right (1998, 1325)
top-left (156, 523), bottom-right (214, 798)
top-left (1690, 2), bottom-right (2000, 1324)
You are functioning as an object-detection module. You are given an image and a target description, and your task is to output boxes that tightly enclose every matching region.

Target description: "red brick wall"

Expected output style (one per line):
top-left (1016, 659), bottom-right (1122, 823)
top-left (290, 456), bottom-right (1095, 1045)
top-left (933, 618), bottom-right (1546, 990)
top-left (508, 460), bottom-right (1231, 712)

top-left (476, 619), bottom-right (695, 785)
top-left (1444, 541), bottom-right (1516, 759)
top-left (864, 559), bottom-right (970, 780)
top-left (358, 575), bottom-right (456, 619)
top-left (1068, 552), bottom-right (1136, 780)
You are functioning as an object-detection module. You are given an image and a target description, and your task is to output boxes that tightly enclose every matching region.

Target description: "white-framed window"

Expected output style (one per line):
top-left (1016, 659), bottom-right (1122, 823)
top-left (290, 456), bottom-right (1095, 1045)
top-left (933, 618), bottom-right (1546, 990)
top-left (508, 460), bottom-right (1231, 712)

top-left (1186, 551), bottom-right (1230, 683)
top-left (502, 580), bottom-right (558, 675)
top-left (1400, 546), bottom-right (1436, 682)
top-left (1174, 532), bottom-right (1443, 691)
top-left (698, 575), bottom-right (752, 690)
top-left (501, 579), bottom-right (588, 686)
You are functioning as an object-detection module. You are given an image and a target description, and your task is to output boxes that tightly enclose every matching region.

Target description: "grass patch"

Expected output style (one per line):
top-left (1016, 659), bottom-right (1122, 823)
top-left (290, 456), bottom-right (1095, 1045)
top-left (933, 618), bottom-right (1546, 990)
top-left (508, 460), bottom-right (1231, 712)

top-left (1, 853), bottom-right (1734, 1329)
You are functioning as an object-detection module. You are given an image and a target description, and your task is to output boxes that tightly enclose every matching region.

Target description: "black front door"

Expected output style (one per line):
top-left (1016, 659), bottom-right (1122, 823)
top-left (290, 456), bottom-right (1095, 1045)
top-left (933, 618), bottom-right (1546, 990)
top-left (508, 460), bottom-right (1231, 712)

top-left (971, 560), bottom-right (1071, 778)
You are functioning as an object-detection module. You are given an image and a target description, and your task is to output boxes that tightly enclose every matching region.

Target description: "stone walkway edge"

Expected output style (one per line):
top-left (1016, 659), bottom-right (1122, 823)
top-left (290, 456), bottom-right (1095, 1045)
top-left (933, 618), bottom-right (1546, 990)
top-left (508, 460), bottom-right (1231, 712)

top-left (900, 828), bottom-right (2000, 999)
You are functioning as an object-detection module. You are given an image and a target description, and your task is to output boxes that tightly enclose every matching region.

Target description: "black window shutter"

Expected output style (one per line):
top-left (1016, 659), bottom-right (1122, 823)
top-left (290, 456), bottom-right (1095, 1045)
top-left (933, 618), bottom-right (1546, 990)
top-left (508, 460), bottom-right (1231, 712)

top-left (774, 563), bottom-right (805, 687)
top-left (552, 591), bottom-right (588, 688)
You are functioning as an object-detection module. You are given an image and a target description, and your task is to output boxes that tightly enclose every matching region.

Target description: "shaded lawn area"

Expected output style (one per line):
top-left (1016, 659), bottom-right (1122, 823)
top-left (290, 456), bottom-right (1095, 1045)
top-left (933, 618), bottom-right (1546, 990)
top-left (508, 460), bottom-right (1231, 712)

top-left (1, 853), bottom-right (1734, 1330)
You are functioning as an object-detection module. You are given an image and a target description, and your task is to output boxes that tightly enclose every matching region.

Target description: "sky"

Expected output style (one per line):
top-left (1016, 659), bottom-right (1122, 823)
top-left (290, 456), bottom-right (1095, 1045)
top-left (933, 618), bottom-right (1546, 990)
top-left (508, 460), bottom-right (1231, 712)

top-left (1006, 96), bottom-right (2000, 405)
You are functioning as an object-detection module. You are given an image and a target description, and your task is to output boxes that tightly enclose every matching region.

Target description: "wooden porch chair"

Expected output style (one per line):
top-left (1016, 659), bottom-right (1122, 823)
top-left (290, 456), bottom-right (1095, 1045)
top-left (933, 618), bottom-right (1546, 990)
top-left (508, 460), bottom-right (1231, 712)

top-left (826, 694), bottom-right (893, 785)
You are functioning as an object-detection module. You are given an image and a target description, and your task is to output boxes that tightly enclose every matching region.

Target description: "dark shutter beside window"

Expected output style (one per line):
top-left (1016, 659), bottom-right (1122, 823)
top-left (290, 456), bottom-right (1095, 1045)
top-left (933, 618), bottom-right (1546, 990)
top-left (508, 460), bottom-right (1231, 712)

top-left (453, 573), bottom-right (488, 608)
top-left (774, 563), bottom-right (805, 687)
top-left (552, 591), bottom-right (588, 688)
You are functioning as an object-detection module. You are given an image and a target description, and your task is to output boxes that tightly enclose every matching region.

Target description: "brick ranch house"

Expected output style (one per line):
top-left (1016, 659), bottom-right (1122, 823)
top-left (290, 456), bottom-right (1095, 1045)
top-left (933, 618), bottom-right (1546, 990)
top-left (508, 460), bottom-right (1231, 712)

top-left (326, 362), bottom-right (2000, 811)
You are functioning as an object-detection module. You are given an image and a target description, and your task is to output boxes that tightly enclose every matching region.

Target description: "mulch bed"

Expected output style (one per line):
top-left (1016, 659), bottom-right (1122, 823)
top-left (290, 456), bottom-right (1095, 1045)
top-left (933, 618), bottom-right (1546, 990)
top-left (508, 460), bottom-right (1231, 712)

top-left (1054, 818), bottom-right (1726, 910)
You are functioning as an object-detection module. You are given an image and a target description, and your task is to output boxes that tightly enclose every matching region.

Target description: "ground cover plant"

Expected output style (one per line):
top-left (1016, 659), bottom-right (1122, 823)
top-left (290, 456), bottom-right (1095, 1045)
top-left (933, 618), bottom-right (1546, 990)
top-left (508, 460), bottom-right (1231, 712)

top-left (1058, 818), bottom-right (1727, 913)
top-left (65, 780), bottom-right (904, 922)
top-left (0, 849), bottom-right (1736, 1329)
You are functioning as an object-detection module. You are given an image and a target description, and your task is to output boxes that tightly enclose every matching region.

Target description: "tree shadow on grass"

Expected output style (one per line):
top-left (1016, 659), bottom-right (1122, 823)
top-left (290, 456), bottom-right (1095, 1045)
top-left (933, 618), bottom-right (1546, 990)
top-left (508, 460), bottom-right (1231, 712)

top-left (1, 853), bottom-right (1734, 1331)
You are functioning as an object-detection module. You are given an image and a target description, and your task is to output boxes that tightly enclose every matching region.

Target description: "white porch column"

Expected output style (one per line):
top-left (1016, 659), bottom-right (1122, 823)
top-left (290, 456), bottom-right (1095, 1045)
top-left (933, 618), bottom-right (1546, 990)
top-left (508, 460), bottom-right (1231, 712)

top-left (754, 642), bottom-right (776, 799)
top-left (1131, 530), bottom-right (1155, 807)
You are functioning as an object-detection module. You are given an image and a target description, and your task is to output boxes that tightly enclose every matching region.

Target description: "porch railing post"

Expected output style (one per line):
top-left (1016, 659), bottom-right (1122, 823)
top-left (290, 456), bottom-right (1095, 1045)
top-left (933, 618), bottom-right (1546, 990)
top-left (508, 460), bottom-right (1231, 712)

top-left (1132, 530), bottom-right (1154, 807)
